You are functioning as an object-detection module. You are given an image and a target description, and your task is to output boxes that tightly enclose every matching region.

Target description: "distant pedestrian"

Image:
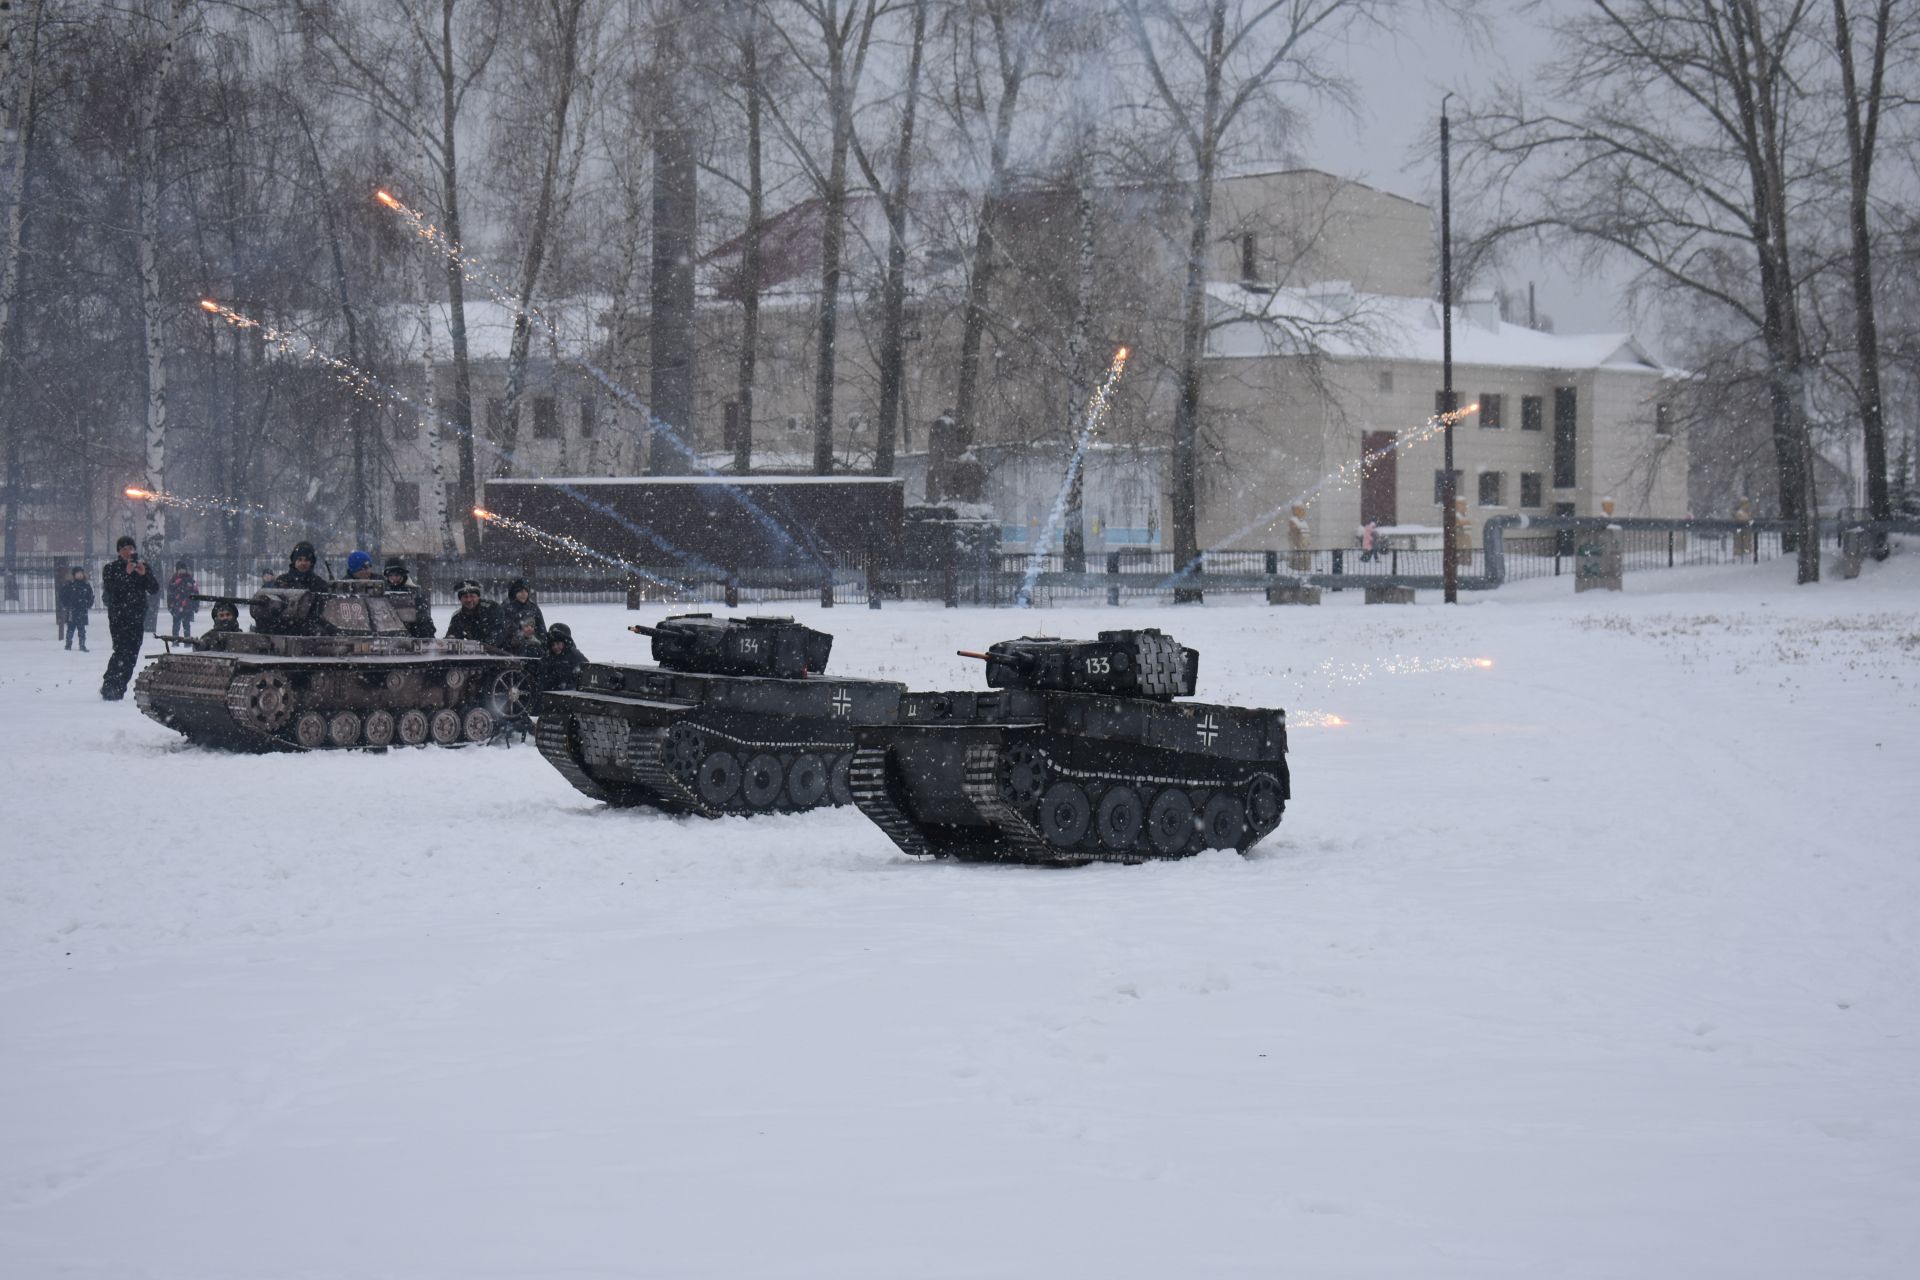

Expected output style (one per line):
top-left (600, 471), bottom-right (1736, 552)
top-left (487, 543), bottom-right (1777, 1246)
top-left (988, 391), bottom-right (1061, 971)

top-left (167, 561), bottom-right (199, 637)
top-left (1358, 521), bottom-right (1380, 563)
top-left (100, 535), bottom-right (158, 700)
top-left (59, 567), bottom-right (94, 651)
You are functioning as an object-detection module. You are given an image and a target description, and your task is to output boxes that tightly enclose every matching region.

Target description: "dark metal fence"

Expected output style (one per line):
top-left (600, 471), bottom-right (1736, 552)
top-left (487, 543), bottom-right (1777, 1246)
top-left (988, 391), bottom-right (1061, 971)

top-left (0, 519), bottom-right (1895, 615)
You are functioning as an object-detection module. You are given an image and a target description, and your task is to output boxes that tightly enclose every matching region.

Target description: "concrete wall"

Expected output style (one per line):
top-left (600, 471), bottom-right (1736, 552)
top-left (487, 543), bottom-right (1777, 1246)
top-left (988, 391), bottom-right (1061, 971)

top-left (1208, 171), bottom-right (1432, 299)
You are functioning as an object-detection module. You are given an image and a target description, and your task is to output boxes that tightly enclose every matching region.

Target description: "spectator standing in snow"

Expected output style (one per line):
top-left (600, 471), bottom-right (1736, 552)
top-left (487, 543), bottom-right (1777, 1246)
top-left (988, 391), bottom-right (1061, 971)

top-left (59, 567), bottom-right (94, 651)
top-left (1358, 520), bottom-right (1380, 563)
top-left (100, 535), bottom-right (158, 699)
top-left (166, 561), bottom-right (199, 636)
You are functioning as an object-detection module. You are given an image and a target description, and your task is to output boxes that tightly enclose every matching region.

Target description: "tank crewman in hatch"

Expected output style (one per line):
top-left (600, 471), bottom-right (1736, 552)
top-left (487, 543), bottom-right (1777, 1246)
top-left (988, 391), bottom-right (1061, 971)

top-left (499, 579), bottom-right (546, 646)
top-left (100, 534), bottom-right (159, 700)
top-left (345, 550), bottom-right (377, 579)
top-left (445, 580), bottom-right (506, 644)
top-left (207, 600), bottom-right (242, 633)
top-left (273, 541), bottom-right (328, 590)
top-left (380, 557), bottom-right (436, 638)
top-left (534, 622), bottom-right (588, 692)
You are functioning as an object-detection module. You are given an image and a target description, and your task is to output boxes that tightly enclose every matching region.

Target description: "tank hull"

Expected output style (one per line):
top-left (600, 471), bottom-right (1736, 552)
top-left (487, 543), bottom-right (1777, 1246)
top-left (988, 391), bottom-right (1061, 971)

top-left (535, 662), bottom-right (904, 816)
top-left (134, 645), bottom-right (535, 752)
top-left (849, 688), bottom-right (1288, 865)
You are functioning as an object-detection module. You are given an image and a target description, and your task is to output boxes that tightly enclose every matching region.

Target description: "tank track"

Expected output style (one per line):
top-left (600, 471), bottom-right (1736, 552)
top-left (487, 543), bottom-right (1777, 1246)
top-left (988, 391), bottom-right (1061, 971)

top-left (538, 710), bottom-right (857, 818)
top-left (851, 739), bottom-right (1286, 867)
top-left (134, 657), bottom-right (521, 753)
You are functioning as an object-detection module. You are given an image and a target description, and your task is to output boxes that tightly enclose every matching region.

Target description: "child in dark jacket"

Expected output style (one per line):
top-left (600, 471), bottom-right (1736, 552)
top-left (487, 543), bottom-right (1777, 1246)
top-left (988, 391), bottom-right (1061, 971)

top-left (59, 567), bottom-right (95, 651)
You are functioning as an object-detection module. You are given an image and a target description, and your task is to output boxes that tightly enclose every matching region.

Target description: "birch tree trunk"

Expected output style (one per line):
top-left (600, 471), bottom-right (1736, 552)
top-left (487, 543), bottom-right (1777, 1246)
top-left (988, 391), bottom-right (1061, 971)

top-left (1061, 167), bottom-right (1096, 572)
top-left (871, 0), bottom-right (926, 478)
top-left (415, 251), bottom-right (458, 557)
top-left (733, 10), bottom-right (766, 476)
top-left (134, 0), bottom-right (194, 550)
top-left (0, 0), bottom-right (46, 589)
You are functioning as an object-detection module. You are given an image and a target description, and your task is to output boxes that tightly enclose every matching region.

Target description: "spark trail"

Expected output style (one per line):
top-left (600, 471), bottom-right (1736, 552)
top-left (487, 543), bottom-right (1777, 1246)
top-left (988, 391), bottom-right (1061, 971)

top-left (373, 189), bottom-right (826, 567)
top-left (1016, 347), bottom-right (1130, 607)
top-left (1156, 402), bottom-right (1479, 591)
top-left (126, 485), bottom-right (301, 534)
top-left (472, 508), bottom-right (677, 590)
top-left (201, 298), bottom-right (724, 580)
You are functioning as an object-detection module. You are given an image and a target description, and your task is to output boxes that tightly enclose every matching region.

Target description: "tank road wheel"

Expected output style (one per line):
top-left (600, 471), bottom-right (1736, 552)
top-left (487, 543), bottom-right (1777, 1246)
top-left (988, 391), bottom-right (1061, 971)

top-left (742, 752), bottom-right (784, 810)
top-left (696, 751), bottom-right (743, 807)
top-left (1096, 785), bottom-right (1144, 852)
top-left (786, 753), bottom-right (829, 809)
top-left (486, 668), bottom-right (532, 721)
top-left (462, 707), bottom-right (496, 742)
top-left (999, 745), bottom-right (1047, 808)
top-left (429, 708), bottom-right (463, 745)
top-left (1147, 788), bottom-right (1195, 857)
top-left (1201, 794), bottom-right (1248, 851)
top-left (1246, 775), bottom-right (1285, 840)
top-left (666, 724), bottom-right (705, 784)
top-left (828, 753), bottom-right (854, 806)
top-left (363, 709), bottom-right (397, 748)
top-left (1039, 781), bottom-right (1092, 849)
top-left (397, 709), bottom-right (431, 746)
top-left (326, 710), bottom-right (363, 748)
top-left (292, 710), bottom-right (329, 750)
top-left (233, 672), bottom-right (296, 733)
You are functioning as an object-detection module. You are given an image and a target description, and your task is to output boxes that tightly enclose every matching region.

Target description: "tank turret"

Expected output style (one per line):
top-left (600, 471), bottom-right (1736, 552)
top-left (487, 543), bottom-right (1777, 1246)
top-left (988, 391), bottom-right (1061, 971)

top-left (628, 613), bottom-right (832, 680)
top-left (962, 628), bottom-right (1197, 701)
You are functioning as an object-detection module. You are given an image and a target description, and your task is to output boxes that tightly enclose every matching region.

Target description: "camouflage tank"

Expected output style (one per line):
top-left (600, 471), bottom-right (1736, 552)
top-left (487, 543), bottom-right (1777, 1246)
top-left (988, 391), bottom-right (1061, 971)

top-left (848, 629), bottom-right (1288, 865)
top-left (535, 613), bottom-right (903, 815)
top-left (133, 580), bottom-right (534, 751)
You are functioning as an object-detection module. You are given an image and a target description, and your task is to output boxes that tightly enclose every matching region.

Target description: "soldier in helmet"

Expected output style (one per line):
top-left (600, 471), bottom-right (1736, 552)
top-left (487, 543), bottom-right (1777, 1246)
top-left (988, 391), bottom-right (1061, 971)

top-left (380, 557), bottom-right (436, 638)
top-left (534, 621), bottom-right (588, 692)
top-left (273, 541), bottom-right (327, 590)
top-left (445, 580), bottom-right (505, 644)
top-left (207, 599), bottom-right (242, 633)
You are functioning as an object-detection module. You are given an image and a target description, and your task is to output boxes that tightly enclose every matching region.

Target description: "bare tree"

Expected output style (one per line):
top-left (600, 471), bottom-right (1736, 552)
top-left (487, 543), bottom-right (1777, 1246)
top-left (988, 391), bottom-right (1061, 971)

top-left (1455, 0), bottom-right (1826, 582)
top-left (1123, 0), bottom-right (1389, 597)
top-left (0, 0), bottom-right (48, 587)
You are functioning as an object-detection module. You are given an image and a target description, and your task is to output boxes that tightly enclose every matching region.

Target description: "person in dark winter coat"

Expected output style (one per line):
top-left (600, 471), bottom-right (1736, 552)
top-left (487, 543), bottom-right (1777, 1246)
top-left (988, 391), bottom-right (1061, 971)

top-left (504, 614), bottom-right (547, 658)
top-left (499, 579), bottom-right (546, 645)
top-left (100, 535), bottom-right (159, 699)
top-left (534, 622), bottom-right (588, 692)
top-left (345, 550), bottom-right (376, 579)
top-left (380, 557), bottom-right (435, 638)
top-left (59, 567), bottom-right (94, 651)
top-left (445, 581), bottom-right (506, 645)
top-left (207, 600), bottom-right (242, 633)
top-left (273, 541), bottom-right (328, 590)
top-left (166, 561), bottom-right (199, 636)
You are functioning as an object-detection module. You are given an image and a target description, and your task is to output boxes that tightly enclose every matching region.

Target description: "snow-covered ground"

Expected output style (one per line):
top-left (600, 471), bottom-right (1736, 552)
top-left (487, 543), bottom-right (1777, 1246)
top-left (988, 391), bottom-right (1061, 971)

top-left (4, 553), bottom-right (1918, 1278)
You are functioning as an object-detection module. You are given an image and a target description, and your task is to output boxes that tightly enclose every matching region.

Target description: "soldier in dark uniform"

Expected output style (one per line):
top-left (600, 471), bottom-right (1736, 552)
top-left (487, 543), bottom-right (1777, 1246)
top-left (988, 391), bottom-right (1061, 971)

top-left (273, 541), bottom-right (328, 590)
top-left (380, 557), bottom-right (436, 638)
top-left (500, 579), bottom-right (546, 645)
top-left (534, 622), bottom-right (588, 692)
top-left (100, 535), bottom-right (159, 699)
top-left (207, 600), bottom-right (242, 633)
top-left (444, 580), bottom-right (505, 644)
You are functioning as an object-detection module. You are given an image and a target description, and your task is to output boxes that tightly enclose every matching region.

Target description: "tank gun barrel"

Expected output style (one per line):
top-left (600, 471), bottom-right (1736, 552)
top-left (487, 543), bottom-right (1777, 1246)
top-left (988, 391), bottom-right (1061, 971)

top-left (191, 593), bottom-right (252, 605)
top-left (627, 625), bottom-right (660, 637)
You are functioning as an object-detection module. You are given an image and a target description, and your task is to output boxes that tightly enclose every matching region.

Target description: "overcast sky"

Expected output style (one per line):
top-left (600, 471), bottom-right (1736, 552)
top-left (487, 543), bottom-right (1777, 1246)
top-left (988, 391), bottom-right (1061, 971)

top-left (1292, 0), bottom-right (1630, 336)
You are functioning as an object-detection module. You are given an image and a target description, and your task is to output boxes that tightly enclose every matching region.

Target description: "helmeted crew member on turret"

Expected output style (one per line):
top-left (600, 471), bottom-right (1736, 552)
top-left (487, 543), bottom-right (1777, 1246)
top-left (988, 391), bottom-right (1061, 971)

top-left (345, 550), bottom-right (377, 579)
top-left (500, 579), bottom-right (546, 646)
top-left (534, 621), bottom-right (588, 692)
top-left (380, 557), bottom-right (435, 638)
top-left (207, 600), bottom-right (242, 633)
top-left (273, 542), bottom-right (327, 590)
top-left (99, 534), bottom-right (159, 700)
top-left (445, 580), bottom-right (505, 644)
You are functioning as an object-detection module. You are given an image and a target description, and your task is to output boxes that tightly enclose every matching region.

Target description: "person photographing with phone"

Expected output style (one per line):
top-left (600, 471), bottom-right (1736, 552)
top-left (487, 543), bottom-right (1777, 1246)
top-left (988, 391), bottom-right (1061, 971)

top-left (100, 534), bottom-right (158, 700)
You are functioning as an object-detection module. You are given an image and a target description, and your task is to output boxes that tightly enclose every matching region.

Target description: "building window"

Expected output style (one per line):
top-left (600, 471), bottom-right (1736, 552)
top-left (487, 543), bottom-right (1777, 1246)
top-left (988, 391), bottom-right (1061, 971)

top-left (1433, 468), bottom-right (1464, 505)
top-left (1655, 402), bottom-right (1672, 436)
top-left (392, 481), bottom-right (420, 523)
top-left (533, 396), bottom-right (558, 439)
top-left (580, 397), bottom-right (598, 439)
top-left (1520, 472), bottom-right (1544, 508)
top-left (1478, 471), bottom-right (1504, 506)
top-left (786, 415), bottom-right (803, 433)
top-left (1240, 233), bottom-right (1259, 284)
top-left (1480, 393), bottom-right (1503, 428)
top-left (1553, 387), bottom-right (1578, 488)
top-left (1521, 395), bottom-right (1543, 432)
top-left (1378, 371), bottom-right (1394, 393)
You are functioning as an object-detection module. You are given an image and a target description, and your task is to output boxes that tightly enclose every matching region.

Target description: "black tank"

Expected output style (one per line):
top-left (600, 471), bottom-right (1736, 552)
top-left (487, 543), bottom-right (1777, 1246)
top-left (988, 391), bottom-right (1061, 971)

top-left (848, 629), bottom-right (1288, 865)
top-left (534, 614), bottom-right (903, 815)
top-left (133, 580), bottom-right (535, 751)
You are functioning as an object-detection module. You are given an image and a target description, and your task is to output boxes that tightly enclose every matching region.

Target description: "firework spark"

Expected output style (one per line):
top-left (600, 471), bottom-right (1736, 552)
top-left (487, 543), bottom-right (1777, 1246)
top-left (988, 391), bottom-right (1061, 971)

top-left (1290, 711), bottom-right (1347, 729)
top-left (125, 484), bottom-right (297, 530)
top-left (472, 507), bottom-right (676, 588)
top-left (1017, 346), bottom-right (1132, 605)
